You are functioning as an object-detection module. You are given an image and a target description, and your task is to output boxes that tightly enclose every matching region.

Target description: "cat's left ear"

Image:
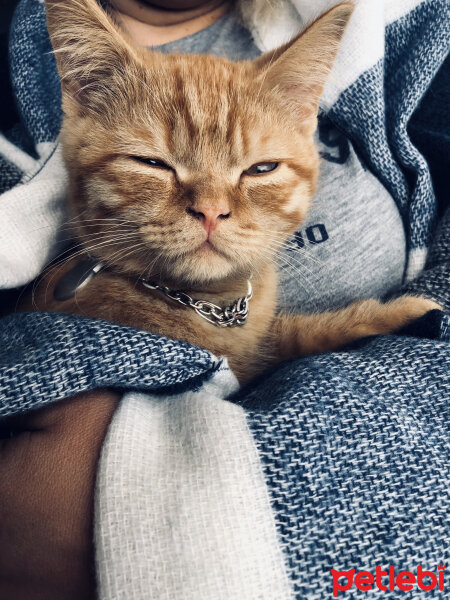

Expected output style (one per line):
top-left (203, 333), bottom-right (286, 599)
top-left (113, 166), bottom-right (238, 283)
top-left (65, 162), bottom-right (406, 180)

top-left (45, 0), bottom-right (144, 116)
top-left (254, 2), bottom-right (353, 130)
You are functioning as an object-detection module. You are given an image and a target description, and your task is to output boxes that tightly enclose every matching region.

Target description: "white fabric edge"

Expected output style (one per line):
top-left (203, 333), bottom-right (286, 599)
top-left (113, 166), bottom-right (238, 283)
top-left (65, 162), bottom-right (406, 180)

top-left (405, 247), bottom-right (428, 281)
top-left (0, 133), bottom-right (38, 173)
top-left (384, 0), bottom-right (427, 26)
top-left (95, 364), bottom-right (294, 600)
top-left (0, 142), bottom-right (68, 288)
top-left (242, 0), bottom-right (428, 109)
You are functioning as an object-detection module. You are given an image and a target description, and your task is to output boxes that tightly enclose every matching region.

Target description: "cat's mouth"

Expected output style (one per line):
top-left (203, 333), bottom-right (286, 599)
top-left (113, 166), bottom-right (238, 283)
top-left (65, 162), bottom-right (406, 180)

top-left (187, 237), bottom-right (234, 266)
top-left (199, 240), bottom-right (215, 251)
top-left (194, 239), bottom-right (224, 256)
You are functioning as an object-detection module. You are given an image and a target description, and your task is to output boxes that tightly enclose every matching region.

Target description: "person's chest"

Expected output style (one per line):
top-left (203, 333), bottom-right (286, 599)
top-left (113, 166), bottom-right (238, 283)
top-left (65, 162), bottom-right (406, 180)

top-left (278, 121), bottom-right (406, 313)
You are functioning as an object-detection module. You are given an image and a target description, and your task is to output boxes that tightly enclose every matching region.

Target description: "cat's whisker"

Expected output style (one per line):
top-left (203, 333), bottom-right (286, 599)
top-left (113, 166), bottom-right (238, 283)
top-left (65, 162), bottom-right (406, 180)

top-left (256, 246), bottom-right (322, 299)
top-left (101, 241), bottom-right (148, 270)
top-left (273, 252), bottom-right (323, 292)
top-left (74, 216), bottom-right (137, 224)
top-left (136, 247), bottom-right (167, 287)
top-left (262, 239), bottom-right (325, 271)
top-left (39, 235), bottom-right (142, 286)
top-left (235, 230), bottom-right (299, 251)
top-left (51, 234), bottom-right (139, 264)
top-left (253, 44), bottom-right (278, 104)
top-left (258, 248), bottom-right (303, 279)
top-left (246, 259), bottom-right (264, 285)
top-left (70, 244), bottom-right (147, 315)
top-left (70, 220), bottom-right (139, 231)
top-left (262, 237), bottom-right (326, 268)
top-left (38, 229), bottom-right (138, 248)
top-left (274, 250), bottom-right (325, 283)
top-left (24, 215), bottom-right (139, 236)
top-left (133, 76), bottom-right (165, 111)
top-left (38, 245), bottom-right (105, 305)
top-left (276, 261), bottom-right (322, 306)
top-left (272, 267), bottom-right (320, 309)
top-left (43, 238), bottom-right (146, 306)
top-left (58, 229), bottom-right (139, 241)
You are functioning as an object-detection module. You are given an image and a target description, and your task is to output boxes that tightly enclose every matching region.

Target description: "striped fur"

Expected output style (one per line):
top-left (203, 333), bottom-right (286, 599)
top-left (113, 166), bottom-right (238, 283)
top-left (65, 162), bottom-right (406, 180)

top-left (31, 0), bottom-right (440, 382)
top-left (44, 0), bottom-right (357, 286)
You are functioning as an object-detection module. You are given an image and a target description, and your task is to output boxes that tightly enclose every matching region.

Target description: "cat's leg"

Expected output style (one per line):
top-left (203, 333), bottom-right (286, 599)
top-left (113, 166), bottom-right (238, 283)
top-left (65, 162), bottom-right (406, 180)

top-left (272, 296), bottom-right (442, 360)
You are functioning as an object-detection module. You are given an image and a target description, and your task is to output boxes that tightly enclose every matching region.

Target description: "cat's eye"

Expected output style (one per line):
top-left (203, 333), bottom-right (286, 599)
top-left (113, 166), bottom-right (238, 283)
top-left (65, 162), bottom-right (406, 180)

top-left (242, 162), bottom-right (279, 176)
top-left (132, 156), bottom-right (172, 170)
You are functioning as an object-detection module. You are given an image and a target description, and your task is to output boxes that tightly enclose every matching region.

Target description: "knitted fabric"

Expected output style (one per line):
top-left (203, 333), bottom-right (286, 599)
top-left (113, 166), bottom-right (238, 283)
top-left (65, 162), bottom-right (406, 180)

top-left (0, 1), bottom-right (449, 597)
top-left (327, 3), bottom-right (449, 266)
top-left (94, 369), bottom-right (295, 600)
top-left (398, 205), bottom-right (450, 310)
top-left (409, 52), bottom-right (450, 215)
top-left (0, 311), bottom-right (217, 418)
top-left (235, 311), bottom-right (450, 598)
top-left (1, 310), bottom-right (447, 599)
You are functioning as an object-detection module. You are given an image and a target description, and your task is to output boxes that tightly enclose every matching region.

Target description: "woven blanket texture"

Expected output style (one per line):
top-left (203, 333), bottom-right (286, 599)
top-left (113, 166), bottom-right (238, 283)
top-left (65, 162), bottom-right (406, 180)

top-left (0, 311), bottom-right (218, 418)
top-left (0, 0), bottom-right (449, 598)
top-left (0, 309), bottom-right (448, 599)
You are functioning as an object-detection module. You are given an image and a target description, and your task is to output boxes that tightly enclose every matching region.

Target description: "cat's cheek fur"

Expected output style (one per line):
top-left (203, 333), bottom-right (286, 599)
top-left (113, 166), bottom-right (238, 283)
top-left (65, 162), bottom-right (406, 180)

top-left (84, 178), bottom-right (124, 210)
top-left (280, 182), bottom-right (313, 224)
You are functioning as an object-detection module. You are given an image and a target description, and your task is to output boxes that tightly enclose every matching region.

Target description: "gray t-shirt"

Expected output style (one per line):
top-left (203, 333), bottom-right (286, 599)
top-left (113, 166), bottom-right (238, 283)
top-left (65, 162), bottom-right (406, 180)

top-left (152, 12), bottom-right (261, 60)
top-left (152, 13), bottom-right (406, 313)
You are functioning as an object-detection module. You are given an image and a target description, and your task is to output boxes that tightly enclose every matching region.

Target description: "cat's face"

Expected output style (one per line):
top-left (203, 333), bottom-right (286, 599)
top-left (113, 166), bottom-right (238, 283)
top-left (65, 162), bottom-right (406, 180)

top-left (48, 0), bottom-right (352, 286)
top-left (63, 55), bottom-right (319, 285)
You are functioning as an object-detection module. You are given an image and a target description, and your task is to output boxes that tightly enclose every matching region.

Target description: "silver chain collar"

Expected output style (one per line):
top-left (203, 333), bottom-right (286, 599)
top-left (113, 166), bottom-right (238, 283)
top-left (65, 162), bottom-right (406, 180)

top-left (140, 279), bottom-right (253, 328)
top-left (53, 257), bottom-right (253, 328)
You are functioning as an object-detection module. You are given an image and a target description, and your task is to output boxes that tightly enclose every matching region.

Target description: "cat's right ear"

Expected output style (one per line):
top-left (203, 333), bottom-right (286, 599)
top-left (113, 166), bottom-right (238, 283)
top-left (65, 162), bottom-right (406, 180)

top-left (45, 0), bottom-right (142, 116)
top-left (254, 2), bottom-right (353, 131)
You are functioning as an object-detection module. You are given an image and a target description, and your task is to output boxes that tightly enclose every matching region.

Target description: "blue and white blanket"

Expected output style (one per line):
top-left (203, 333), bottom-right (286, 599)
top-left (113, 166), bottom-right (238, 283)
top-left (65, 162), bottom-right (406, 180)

top-left (0, 0), bottom-right (449, 598)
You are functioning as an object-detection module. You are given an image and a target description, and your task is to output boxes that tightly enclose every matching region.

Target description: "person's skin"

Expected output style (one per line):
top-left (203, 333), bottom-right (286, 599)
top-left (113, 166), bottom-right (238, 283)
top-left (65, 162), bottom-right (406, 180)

top-left (111, 0), bottom-right (232, 46)
top-left (0, 1), bottom-right (229, 598)
top-left (0, 391), bottom-right (120, 600)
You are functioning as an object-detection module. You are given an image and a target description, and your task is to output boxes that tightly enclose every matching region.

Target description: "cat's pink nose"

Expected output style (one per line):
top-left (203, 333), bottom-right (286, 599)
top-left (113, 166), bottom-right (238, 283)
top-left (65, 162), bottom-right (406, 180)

top-left (187, 206), bottom-right (231, 234)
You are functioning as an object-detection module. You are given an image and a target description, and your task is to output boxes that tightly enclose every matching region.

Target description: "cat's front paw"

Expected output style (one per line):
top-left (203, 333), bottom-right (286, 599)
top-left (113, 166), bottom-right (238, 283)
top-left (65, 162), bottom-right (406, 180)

top-left (372, 295), bottom-right (442, 334)
top-left (272, 296), bottom-right (442, 360)
top-left (342, 296), bottom-right (442, 341)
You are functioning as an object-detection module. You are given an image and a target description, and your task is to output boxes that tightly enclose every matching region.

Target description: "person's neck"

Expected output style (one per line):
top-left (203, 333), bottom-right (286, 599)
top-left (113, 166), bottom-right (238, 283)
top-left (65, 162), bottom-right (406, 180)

top-left (110, 0), bottom-right (232, 46)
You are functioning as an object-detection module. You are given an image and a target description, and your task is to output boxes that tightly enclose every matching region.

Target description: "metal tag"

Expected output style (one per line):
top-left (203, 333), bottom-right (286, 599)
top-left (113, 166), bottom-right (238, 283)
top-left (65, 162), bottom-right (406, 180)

top-left (53, 258), bottom-right (103, 301)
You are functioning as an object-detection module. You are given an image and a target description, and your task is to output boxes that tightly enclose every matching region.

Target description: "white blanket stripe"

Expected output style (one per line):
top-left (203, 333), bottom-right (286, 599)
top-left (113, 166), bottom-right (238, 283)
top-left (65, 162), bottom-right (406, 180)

top-left (95, 366), bottom-right (294, 600)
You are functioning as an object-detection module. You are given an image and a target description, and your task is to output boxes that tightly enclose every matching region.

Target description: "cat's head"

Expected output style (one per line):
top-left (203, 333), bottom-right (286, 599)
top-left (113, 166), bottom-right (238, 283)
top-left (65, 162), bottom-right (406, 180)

top-left (46, 0), bottom-right (352, 287)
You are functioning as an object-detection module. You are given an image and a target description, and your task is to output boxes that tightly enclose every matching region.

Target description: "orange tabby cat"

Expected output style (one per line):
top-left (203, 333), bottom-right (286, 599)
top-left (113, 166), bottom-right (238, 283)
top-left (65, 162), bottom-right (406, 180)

top-left (31, 0), bottom-right (439, 383)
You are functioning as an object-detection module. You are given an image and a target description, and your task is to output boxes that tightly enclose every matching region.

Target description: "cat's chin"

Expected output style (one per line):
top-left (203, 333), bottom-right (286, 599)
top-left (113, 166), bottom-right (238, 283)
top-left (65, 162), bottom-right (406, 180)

top-left (162, 240), bottom-right (236, 282)
top-left (171, 251), bottom-right (236, 285)
top-left (193, 239), bottom-right (230, 260)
